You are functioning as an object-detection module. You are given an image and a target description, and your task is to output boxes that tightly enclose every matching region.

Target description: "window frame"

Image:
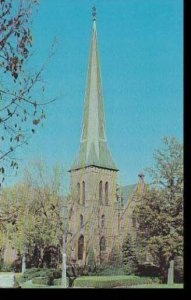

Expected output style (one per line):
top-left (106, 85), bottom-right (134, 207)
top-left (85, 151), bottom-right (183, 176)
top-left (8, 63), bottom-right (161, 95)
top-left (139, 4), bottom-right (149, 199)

top-left (105, 181), bottom-right (109, 205)
top-left (99, 180), bottom-right (103, 205)
top-left (78, 235), bottom-right (84, 260)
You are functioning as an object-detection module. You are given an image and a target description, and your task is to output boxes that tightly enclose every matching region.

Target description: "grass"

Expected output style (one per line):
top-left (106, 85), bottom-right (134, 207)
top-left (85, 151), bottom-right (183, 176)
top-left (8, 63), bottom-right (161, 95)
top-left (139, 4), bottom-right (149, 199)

top-left (20, 280), bottom-right (62, 288)
top-left (20, 280), bottom-right (183, 289)
top-left (15, 273), bottom-right (22, 280)
top-left (130, 284), bottom-right (183, 289)
top-left (0, 272), bottom-right (15, 288)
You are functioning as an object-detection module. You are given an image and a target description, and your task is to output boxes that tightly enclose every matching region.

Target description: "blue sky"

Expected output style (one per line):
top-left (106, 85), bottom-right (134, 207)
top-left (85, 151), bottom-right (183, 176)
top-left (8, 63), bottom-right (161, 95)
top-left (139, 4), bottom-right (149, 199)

top-left (7, 0), bottom-right (183, 189)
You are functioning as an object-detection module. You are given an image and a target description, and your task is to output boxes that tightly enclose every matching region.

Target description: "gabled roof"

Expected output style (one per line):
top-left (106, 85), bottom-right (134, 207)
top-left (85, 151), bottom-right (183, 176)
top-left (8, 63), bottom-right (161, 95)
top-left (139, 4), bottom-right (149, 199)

top-left (122, 184), bottom-right (137, 205)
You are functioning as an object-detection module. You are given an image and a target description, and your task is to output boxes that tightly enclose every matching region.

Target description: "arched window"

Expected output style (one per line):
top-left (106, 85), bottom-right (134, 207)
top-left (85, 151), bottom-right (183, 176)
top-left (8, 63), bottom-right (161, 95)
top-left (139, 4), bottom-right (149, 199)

top-left (77, 182), bottom-right (80, 204)
top-left (80, 214), bottom-right (83, 229)
top-left (99, 181), bottom-right (103, 205)
top-left (100, 236), bottom-right (106, 251)
top-left (78, 235), bottom-right (84, 260)
top-left (105, 182), bottom-right (109, 205)
top-left (101, 215), bottom-right (105, 228)
top-left (82, 181), bottom-right (85, 205)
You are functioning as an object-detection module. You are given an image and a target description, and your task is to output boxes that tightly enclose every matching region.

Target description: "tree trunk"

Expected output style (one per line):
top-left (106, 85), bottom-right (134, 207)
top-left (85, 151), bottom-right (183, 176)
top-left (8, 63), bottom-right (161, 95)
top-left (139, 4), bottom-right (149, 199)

top-left (21, 253), bottom-right (26, 274)
top-left (3, 224), bottom-right (9, 267)
top-left (167, 259), bottom-right (174, 285)
top-left (61, 233), bottom-right (67, 288)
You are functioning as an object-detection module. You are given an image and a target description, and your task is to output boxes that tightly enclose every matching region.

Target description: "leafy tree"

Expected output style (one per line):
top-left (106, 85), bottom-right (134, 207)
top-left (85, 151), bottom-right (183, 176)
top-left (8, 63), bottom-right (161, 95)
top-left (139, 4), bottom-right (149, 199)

top-left (0, 0), bottom-right (55, 185)
top-left (0, 160), bottom-right (67, 271)
top-left (136, 136), bottom-right (183, 282)
top-left (0, 159), bottom-right (102, 286)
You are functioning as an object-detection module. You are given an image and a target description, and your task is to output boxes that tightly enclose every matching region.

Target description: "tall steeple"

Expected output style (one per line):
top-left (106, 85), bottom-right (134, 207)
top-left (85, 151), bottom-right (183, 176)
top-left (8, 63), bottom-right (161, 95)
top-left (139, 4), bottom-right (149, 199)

top-left (70, 7), bottom-right (117, 171)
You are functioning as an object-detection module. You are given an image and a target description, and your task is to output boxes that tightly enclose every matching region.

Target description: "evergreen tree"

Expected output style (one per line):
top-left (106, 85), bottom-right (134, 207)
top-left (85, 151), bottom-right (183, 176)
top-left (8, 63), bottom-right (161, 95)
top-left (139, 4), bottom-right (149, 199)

top-left (86, 248), bottom-right (96, 273)
top-left (108, 246), bottom-right (122, 268)
top-left (122, 235), bottom-right (138, 275)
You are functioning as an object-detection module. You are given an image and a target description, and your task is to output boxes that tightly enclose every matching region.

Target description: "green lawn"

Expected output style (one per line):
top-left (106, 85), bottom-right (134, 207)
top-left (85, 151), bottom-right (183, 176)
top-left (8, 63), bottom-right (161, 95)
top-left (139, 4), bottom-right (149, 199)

top-left (20, 280), bottom-right (62, 288)
top-left (0, 272), bottom-right (15, 288)
top-left (130, 284), bottom-right (183, 289)
top-left (20, 281), bottom-right (183, 289)
top-left (15, 273), bottom-right (22, 281)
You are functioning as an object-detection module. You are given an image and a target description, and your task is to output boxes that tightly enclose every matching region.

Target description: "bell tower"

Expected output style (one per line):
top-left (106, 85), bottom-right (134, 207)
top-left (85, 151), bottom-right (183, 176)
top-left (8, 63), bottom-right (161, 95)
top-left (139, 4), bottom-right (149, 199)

top-left (68, 7), bottom-right (118, 266)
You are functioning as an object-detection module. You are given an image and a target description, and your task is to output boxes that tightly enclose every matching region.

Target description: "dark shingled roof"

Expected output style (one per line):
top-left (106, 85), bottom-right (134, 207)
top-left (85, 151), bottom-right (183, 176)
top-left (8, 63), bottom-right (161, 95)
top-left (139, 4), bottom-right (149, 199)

top-left (122, 184), bottom-right (137, 205)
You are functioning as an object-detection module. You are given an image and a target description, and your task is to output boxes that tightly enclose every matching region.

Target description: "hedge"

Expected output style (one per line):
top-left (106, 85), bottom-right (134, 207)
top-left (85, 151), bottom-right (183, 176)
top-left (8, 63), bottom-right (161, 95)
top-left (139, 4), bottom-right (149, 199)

top-left (53, 278), bottom-right (69, 287)
top-left (24, 268), bottom-right (41, 275)
top-left (32, 277), bottom-right (50, 285)
top-left (32, 277), bottom-right (69, 287)
top-left (73, 276), bottom-right (160, 288)
top-left (95, 266), bottom-right (126, 276)
top-left (19, 268), bottom-right (61, 283)
top-left (19, 269), bottom-right (41, 283)
top-left (136, 264), bottom-right (160, 277)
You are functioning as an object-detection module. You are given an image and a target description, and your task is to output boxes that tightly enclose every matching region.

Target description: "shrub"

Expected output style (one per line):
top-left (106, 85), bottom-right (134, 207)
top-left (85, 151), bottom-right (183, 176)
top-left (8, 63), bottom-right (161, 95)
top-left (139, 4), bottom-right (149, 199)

top-left (0, 255), bottom-right (21, 272)
top-left (53, 278), bottom-right (61, 286)
top-left (53, 278), bottom-right (69, 287)
top-left (73, 275), bottom-right (160, 288)
top-left (32, 276), bottom-right (51, 285)
top-left (109, 246), bottom-right (123, 268)
top-left (52, 269), bottom-right (62, 279)
top-left (136, 263), bottom-right (160, 277)
top-left (20, 268), bottom-right (61, 282)
top-left (0, 262), bottom-right (13, 272)
top-left (174, 256), bottom-right (183, 283)
top-left (95, 266), bottom-right (126, 276)
top-left (19, 268), bottom-right (62, 284)
top-left (12, 259), bottom-right (22, 272)
top-left (24, 268), bottom-right (41, 276)
top-left (19, 268), bottom-right (42, 283)
top-left (40, 268), bottom-right (61, 283)
top-left (85, 248), bottom-right (98, 274)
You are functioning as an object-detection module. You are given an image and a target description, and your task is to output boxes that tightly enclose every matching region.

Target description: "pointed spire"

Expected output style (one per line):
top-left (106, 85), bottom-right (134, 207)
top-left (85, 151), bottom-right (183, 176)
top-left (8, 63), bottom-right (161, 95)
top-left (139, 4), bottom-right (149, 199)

top-left (70, 8), bottom-right (118, 172)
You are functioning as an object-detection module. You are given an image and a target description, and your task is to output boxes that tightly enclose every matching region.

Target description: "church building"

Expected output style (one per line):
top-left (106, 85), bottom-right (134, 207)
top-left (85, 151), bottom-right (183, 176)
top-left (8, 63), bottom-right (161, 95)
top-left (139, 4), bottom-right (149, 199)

top-left (67, 7), bottom-right (145, 267)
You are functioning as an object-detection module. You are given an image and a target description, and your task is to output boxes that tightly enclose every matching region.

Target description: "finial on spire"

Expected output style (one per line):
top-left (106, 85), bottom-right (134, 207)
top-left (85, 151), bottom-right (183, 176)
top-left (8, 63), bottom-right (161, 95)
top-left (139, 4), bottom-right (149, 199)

top-left (92, 5), bottom-right (96, 21)
top-left (138, 172), bottom-right (145, 180)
